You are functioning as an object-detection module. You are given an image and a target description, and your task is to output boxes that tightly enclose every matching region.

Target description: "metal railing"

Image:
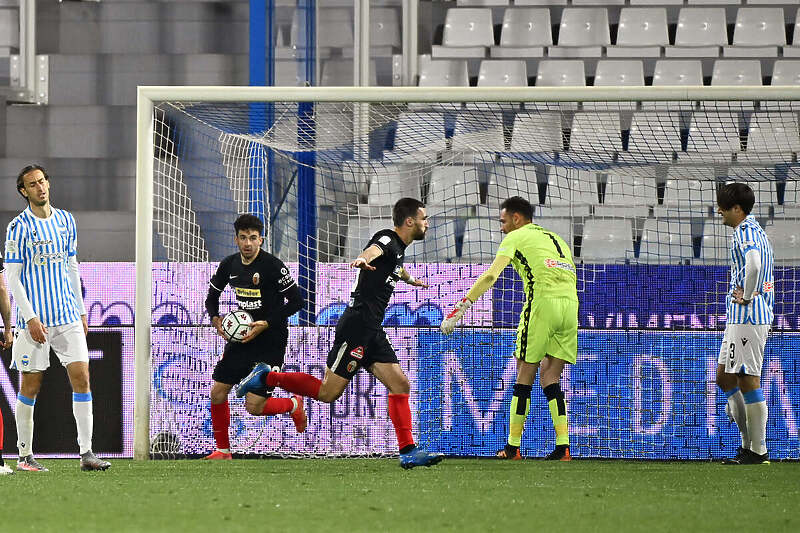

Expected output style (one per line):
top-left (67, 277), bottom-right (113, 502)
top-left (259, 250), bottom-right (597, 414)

top-left (2, 0), bottom-right (46, 103)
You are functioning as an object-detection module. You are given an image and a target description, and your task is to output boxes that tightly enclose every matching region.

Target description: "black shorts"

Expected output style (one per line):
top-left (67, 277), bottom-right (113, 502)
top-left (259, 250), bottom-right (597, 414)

top-left (326, 310), bottom-right (398, 380)
top-left (212, 330), bottom-right (287, 397)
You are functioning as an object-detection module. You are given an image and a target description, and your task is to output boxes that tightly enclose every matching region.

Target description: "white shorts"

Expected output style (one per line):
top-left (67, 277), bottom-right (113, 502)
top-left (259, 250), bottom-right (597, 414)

top-left (717, 323), bottom-right (770, 376)
top-left (11, 321), bottom-right (89, 372)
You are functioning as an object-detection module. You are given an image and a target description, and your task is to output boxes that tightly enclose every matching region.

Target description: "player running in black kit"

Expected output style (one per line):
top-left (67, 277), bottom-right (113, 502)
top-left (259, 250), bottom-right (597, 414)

top-left (237, 198), bottom-right (443, 469)
top-left (204, 214), bottom-right (305, 460)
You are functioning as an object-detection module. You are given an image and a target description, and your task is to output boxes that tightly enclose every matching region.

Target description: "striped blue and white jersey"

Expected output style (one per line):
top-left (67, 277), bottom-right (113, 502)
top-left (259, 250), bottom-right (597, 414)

top-left (726, 215), bottom-right (774, 325)
top-left (4, 206), bottom-right (82, 329)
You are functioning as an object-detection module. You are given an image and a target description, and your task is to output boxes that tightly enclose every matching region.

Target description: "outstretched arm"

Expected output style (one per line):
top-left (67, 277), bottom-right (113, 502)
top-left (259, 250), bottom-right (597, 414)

top-left (400, 267), bottom-right (428, 288)
top-left (440, 254), bottom-right (512, 335)
top-left (350, 244), bottom-right (384, 271)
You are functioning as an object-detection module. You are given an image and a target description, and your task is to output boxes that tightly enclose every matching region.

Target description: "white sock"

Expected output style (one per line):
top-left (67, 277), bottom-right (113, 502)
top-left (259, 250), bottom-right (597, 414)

top-left (725, 388), bottom-right (750, 450)
top-left (744, 393), bottom-right (768, 455)
top-left (72, 392), bottom-right (94, 455)
top-left (16, 394), bottom-right (35, 457)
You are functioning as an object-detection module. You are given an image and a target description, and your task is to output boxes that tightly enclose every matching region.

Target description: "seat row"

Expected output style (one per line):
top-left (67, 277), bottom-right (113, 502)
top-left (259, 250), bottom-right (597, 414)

top-left (434, 7), bottom-right (800, 59)
top-left (340, 215), bottom-right (800, 263)
top-left (419, 58), bottom-right (800, 88)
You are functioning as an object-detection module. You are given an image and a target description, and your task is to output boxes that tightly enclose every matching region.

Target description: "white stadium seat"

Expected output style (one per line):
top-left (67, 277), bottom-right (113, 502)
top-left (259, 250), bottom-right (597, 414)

top-left (510, 112), bottom-right (564, 153)
top-left (461, 218), bottom-right (504, 262)
top-left (452, 112), bottom-right (506, 159)
top-left (387, 112), bottom-right (446, 162)
top-left (638, 218), bottom-right (695, 264)
top-left (367, 165), bottom-right (422, 205)
top-left (549, 8), bottom-right (611, 58)
top-left (771, 60), bottom-right (800, 85)
top-left (666, 8), bottom-right (727, 57)
top-left (681, 112), bottom-right (740, 162)
top-left (699, 219), bottom-right (731, 263)
top-left (596, 174), bottom-right (655, 217)
top-left (644, 60), bottom-right (703, 111)
top-left (418, 58), bottom-right (469, 88)
top-left (486, 166), bottom-right (540, 206)
top-left (765, 220), bottom-right (800, 261)
top-left (740, 113), bottom-right (800, 163)
top-left (585, 60), bottom-right (645, 111)
top-left (427, 166), bottom-right (482, 206)
top-left (724, 8), bottom-right (785, 58)
top-left (711, 59), bottom-right (762, 86)
top-left (580, 218), bottom-right (634, 262)
top-left (472, 60), bottom-right (528, 110)
top-left (432, 8), bottom-right (495, 58)
top-left (607, 8), bottom-right (669, 58)
top-left (546, 168), bottom-right (598, 206)
top-left (566, 112), bottom-right (621, 162)
top-left (491, 8), bottom-right (552, 58)
top-left (621, 113), bottom-right (682, 163)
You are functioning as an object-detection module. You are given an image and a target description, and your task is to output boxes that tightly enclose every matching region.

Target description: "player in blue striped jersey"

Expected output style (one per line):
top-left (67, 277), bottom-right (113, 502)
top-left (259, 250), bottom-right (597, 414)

top-left (714, 182), bottom-right (774, 465)
top-left (3, 165), bottom-right (110, 472)
top-left (0, 249), bottom-right (14, 475)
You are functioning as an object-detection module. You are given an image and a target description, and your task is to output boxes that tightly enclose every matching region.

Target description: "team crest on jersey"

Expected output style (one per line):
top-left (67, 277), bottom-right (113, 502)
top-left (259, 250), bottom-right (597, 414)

top-left (21, 354), bottom-right (30, 367)
top-left (350, 346), bottom-right (364, 360)
top-left (347, 360), bottom-right (358, 373)
top-left (252, 272), bottom-right (260, 286)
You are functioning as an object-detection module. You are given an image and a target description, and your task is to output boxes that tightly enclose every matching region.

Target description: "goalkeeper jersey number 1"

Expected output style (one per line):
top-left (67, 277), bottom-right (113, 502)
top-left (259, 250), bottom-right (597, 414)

top-left (496, 223), bottom-right (578, 302)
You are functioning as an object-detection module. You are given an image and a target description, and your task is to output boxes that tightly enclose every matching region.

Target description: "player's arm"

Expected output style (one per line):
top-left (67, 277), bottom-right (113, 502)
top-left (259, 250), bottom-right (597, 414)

top-left (243, 262), bottom-right (303, 343)
top-left (67, 256), bottom-right (88, 336)
top-left (734, 248), bottom-right (763, 305)
top-left (0, 265), bottom-right (12, 349)
top-left (350, 244), bottom-right (383, 271)
top-left (205, 259), bottom-right (229, 338)
top-left (440, 254), bottom-right (512, 335)
top-left (5, 263), bottom-right (46, 343)
top-left (399, 267), bottom-right (428, 288)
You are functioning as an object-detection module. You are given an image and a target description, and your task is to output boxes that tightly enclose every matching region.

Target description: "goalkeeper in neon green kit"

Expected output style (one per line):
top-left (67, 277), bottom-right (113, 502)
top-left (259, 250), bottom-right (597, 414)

top-left (441, 196), bottom-right (577, 460)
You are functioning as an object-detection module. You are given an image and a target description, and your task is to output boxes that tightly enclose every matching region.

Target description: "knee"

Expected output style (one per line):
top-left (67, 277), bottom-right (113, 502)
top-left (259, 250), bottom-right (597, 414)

top-left (317, 387), bottom-right (342, 403)
top-left (210, 390), bottom-right (228, 405)
top-left (389, 376), bottom-right (411, 395)
top-left (245, 400), bottom-right (263, 416)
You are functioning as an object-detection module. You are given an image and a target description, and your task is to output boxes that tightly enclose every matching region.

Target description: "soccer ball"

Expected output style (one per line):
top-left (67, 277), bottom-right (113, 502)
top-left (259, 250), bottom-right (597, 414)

top-left (221, 310), bottom-right (253, 342)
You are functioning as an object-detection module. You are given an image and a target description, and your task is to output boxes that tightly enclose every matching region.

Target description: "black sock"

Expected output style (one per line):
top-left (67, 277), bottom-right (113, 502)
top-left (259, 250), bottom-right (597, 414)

top-left (400, 444), bottom-right (416, 455)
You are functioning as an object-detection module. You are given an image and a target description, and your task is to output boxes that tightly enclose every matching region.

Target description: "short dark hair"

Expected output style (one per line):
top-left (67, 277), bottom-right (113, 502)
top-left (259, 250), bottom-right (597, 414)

top-left (17, 164), bottom-right (49, 201)
top-left (392, 198), bottom-right (425, 227)
top-left (233, 214), bottom-right (264, 235)
top-left (500, 196), bottom-right (534, 221)
top-left (717, 182), bottom-right (755, 215)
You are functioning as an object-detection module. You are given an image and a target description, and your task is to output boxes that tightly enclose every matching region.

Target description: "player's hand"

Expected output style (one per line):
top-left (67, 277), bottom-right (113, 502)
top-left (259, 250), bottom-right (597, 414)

top-left (350, 257), bottom-right (375, 271)
top-left (211, 316), bottom-right (227, 339)
top-left (27, 317), bottom-right (48, 344)
top-left (732, 286), bottom-right (754, 305)
top-left (406, 277), bottom-right (429, 288)
top-left (241, 320), bottom-right (269, 343)
top-left (81, 315), bottom-right (88, 337)
top-left (440, 297), bottom-right (472, 335)
top-left (1, 328), bottom-right (11, 349)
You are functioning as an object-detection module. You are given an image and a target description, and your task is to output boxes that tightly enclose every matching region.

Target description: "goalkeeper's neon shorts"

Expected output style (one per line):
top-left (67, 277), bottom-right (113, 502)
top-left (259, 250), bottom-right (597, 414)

top-left (514, 297), bottom-right (578, 365)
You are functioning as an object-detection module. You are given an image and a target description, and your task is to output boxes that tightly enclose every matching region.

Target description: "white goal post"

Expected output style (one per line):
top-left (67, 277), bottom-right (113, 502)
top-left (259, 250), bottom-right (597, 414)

top-left (135, 85), bottom-right (800, 460)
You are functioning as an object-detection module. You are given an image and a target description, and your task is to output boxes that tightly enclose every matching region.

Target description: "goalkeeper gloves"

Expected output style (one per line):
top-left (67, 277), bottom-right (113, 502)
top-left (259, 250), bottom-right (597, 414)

top-left (440, 297), bottom-right (472, 335)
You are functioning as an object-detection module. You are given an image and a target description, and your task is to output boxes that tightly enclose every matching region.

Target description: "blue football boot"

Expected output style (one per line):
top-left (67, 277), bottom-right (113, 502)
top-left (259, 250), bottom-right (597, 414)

top-left (236, 362), bottom-right (271, 398)
top-left (399, 447), bottom-right (444, 469)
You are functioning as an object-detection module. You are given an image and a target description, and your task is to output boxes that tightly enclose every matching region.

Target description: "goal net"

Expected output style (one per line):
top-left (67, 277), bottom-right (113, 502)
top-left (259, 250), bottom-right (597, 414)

top-left (136, 87), bottom-right (800, 460)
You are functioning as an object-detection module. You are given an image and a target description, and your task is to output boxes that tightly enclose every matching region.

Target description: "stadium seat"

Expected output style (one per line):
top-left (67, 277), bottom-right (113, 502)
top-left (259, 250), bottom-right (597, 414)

top-left (666, 8), bottom-right (727, 57)
top-left (292, 8), bottom-right (352, 51)
top-left (572, 0), bottom-right (624, 5)
top-left (643, 60), bottom-right (703, 111)
top-left (699, 218), bottom-right (731, 264)
top-left (461, 217), bottom-right (504, 262)
top-left (784, 175), bottom-right (800, 205)
top-left (771, 60), bottom-right (800, 85)
top-left (418, 217), bottom-right (459, 261)
top-left (515, 0), bottom-right (567, 5)
top-left (344, 217), bottom-right (393, 260)
top-left (428, 166), bottom-right (482, 206)
top-left (659, 167), bottom-right (716, 217)
top-left (724, 8), bottom-right (785, 58)
top-left (367, 165), bottom-right (422, 205)
top-left (415, 56), bottom-right (469, 112)
top-left (452, 111), bottom-right (506, 161)
top-left (320, 59), bottom-right (378, 87)
top-left (387, 112), bottom-right (446, 162)
top-left (630, 0), bottom-right (682, 5)
top-left (620, 112), bottom-right (681, 164)
top-left (710, 59), bottom-right (762, 86)
top-left (765, 220), bottom-right (800, 262)
top-left (549, 8), bottom-right (611, 58)
top-left (432, 8), bottom-right (495, 58)
top-left (457, 0), bottom-right (508, 6)
top-left (638, 218), bottom-right (696, 264)
top-left (546, 168), bottom-right (598, 206)
top-left (486, 166), bottom-right (541, 206)
top-left (740, 112), bottom-right (800, 163)
top-left (471, 60), bottom-right (528, 111)
top-left (607, 8), bottom-right (669, 58)
top-left (509, 112), bottom-right (564, 154)
top-left (367, 7), bottom-right (402, 56)
top-left (566, 112), bottom-right (622, 163)
top-left (491, 8), bottom-right (552, 58)
top-left (579, 218), bottom-right (634, 262)
top-left (584, 60), bottom-right (645, 111)
top-left (680, 112), bottom-right (740, 162)
top-left (535, 61), bottom-right (586, 108)
top-left (596, 173), bottom-right (656, 217)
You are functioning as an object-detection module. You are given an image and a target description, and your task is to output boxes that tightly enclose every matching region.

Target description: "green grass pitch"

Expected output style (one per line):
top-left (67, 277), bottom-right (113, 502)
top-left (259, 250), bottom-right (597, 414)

top-left (3, 458), bottom-right (799, 532)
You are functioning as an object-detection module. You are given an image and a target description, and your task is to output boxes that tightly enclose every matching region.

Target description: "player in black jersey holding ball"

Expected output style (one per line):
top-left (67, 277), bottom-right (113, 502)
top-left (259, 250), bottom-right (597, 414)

top-left (203, 214), bottom-right (305, 460)
top-left (237, 198), bottom-right (443, 469)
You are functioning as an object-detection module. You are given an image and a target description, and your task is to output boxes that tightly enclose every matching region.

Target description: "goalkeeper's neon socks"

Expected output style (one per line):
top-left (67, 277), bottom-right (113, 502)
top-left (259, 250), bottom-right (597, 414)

top-left (387, 393), bottom-right (414, 451)
top-left (261, 397), bottom-right (295, 416)
top-left (508, 383), bottom-right (532, 447)
top-left (210, 401), bottom-right (230, 451)
top-left (543, 383), bottom-right (570, 446)
top-left (266, 371), bottom-right (322, 399)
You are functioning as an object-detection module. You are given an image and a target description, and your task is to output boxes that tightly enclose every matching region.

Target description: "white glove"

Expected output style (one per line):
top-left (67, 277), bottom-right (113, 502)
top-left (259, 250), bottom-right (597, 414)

top-left (440, 297), bottom-right (472, 335)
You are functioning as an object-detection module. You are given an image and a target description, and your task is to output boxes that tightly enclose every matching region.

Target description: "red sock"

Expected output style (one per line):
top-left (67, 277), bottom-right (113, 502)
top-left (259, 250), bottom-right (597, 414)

top-left (266, 372), bottom-right (322, 399)
top-left (210, 401), bottom-right (230, 450)
top-left (261, 397), bottom-right (295, 416)
top-left (387, 393), bottom-right (415, 451)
